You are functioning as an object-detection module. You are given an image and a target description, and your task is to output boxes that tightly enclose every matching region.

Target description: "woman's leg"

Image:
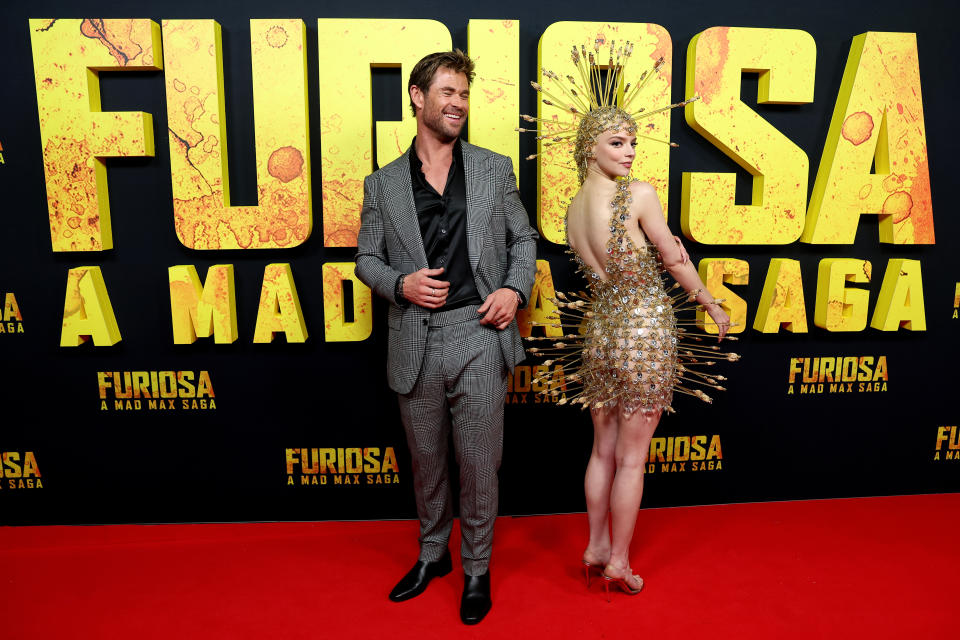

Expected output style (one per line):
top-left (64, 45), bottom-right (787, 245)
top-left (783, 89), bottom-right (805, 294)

top-left (583, 407), bottom-right (619, 563)
top-left (606, 409), bottom-right (660, 584)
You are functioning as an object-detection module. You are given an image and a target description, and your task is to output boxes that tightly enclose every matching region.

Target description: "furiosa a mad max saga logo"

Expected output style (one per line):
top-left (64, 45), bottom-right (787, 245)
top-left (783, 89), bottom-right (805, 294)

top-left (934, 426), bottom-right (960, 462)
top-left (28, 19), bottom-right (933, 353)
top-left (97, 370), bottom-right (216, 410)
top-left (646, 435), bottom-right (723, 474)
top-left (286, 447), bottom-right (399, 486)
top-left (786, 356), bottom-right (888, 394)
top-left (0, 452), bottom-right (42, 490)
top-left (505, 364), bottom-right (566, 405)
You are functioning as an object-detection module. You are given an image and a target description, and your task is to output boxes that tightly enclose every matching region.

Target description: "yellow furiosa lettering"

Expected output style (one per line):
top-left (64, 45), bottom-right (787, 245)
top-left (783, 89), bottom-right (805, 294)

top-left (936, 426), bottom-right (959, 452)
top-left (163, 19), bottom-right (312, 249)
top-left (4, 293), bottom-right (23, 322)
top-left (870, 259), bottom-right (925, 331)
top-left (322, 262), bottom-right (373, 342)
top-left (537, 22), bottom-right (673, 245)
top-left (467, 20), bottom-right (520, 179)
top-left (30, 19), bottom-right (162, 251)
top-left (21, 452), bottom-right (41, 478)
top-left (517, 259), bottom-right (561, 338)
top-left (814, 258), bottom-right (872, 331)
top-left (683, 27), bottom-right (815, 244)
top-left (2, 452), bottom-right (22, 478)
top-left (61, 266), bottom-right (121, 346)
top-left (317, 19), bottom-right (451, 247)
top-left (753, 258), bottom-right (808, 333)
top-left (254, 263), bottom-right (308, 343)
top-left (803, 32), bottom-right (933, 245)
top-left (696, 258), bottom-right (748, 334)
top-left (381, 447), bottom-right (399, 472)
top-left (168, 264), bottom-right (238, 343)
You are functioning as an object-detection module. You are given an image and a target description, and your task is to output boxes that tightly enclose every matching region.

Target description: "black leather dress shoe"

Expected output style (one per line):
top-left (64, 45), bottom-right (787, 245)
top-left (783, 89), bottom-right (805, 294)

top-left (388, 550), bottom-right (452, 602)
top-left (460, 571), bottom-right (492, 625)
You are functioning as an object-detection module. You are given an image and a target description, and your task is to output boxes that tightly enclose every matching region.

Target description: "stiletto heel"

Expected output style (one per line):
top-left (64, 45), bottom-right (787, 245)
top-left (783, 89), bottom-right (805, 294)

top-left (601, 568), bottom-right (644, 601)
top-left (582, 560), bottom-right (603, 588)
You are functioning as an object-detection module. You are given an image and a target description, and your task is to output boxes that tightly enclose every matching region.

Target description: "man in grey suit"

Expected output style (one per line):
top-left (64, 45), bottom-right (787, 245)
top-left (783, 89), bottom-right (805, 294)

top-left (355, 50), bottom-right (537, 625)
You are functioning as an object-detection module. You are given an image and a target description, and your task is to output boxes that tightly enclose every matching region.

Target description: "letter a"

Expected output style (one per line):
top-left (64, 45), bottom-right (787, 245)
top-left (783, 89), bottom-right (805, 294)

top-left (61, 267), bottom-right (122, 346)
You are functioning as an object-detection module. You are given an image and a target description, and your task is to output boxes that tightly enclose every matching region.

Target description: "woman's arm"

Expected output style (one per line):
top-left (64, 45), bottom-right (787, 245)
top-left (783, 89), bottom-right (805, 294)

top-left (630, 182), bottom-right (730, 338)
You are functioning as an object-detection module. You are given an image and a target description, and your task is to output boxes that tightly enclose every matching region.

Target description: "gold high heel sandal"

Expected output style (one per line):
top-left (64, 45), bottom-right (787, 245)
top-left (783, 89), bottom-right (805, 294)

top-left (601, 568), bottom-right (644, 601)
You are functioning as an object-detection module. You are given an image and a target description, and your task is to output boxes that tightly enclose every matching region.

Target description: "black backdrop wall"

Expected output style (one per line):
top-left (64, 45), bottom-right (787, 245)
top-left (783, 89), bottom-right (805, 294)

top-left (1, 0), bottom-right (957, 525)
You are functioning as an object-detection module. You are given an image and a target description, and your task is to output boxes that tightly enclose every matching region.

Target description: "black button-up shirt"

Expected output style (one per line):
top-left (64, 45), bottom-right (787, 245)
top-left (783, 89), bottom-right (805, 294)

top-left (409, 138), bottom-right (482, 311)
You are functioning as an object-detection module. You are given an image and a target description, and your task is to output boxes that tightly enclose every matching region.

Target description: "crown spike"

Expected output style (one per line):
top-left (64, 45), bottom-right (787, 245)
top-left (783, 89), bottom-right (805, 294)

top-left (520, 41), bottom-right (688, 162)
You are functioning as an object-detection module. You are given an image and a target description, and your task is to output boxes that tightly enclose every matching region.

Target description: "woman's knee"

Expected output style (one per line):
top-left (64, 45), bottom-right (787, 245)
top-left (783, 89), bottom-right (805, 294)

top-left (614, 433), bottom-right (654, 469)
top-left (615, 448), bottom-right (649, 470)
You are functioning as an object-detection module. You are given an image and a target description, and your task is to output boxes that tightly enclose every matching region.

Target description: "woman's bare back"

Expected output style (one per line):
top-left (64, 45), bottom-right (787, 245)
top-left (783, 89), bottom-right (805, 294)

top-left (566, 179), bottom-right (651, 281)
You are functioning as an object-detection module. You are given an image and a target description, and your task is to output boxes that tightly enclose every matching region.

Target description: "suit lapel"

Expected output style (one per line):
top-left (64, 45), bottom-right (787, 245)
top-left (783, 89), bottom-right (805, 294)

top-left (383, 148), bottom-right (428, 270)
top-left (462, 143), bottom-right (491, 273)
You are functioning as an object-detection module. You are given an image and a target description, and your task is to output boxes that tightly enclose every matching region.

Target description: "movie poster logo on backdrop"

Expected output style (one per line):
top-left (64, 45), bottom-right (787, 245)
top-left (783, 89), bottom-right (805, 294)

top-left (0, 139), bottom-right (5, 165)
top-left (96, 370), bottom-right (216, 410)
top-left (285, 447), bottom-right (400, 486)
top-left (28, 20), bottom-right (934, 352)
top-left (953, 284), bottom-right (959, 319)
top-left (786, 356), bottom-right (888, 394)
top-left (0, 452), bottom-right (42, 490)
top-left (505, 365), bottom-right (567, 406)
top-left (646, 435), bottom-right (723, 474)
top-left (1, 293), bottom-right (24, 334)
top-left (934, 426), bottom-right (959, 462)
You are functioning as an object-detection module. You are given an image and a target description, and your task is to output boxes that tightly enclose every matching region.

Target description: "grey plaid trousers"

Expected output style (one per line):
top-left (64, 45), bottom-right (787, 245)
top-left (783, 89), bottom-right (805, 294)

top-left (397, 305), bottom-right (507, 576)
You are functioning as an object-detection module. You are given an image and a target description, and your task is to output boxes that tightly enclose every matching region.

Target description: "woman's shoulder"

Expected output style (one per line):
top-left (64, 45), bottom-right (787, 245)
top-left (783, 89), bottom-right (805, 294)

top-left (627, 180), bottom-right (663, 219)
top-left (627, 179), bottom-right (658, 200)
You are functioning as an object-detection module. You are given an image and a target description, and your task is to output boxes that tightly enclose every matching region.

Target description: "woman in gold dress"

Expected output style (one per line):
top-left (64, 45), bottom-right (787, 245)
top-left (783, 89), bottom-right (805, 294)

top-left (524, 44), bottom-right (736, 600)
top-left (569, 108), bottom-right (730, 599)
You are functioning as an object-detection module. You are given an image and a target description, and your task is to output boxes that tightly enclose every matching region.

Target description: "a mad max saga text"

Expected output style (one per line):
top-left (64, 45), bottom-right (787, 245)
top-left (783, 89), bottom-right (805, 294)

top-left (647, 435), bottom-right (723, 473)
top-left (97, 370), bottom-right (216, 410)
top-left (286, 447), bottom-right (399, 486)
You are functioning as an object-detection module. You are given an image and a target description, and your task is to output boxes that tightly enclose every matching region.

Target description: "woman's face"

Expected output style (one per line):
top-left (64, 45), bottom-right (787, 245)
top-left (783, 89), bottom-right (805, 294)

top-left (590, 128), bottom-right (637, 178)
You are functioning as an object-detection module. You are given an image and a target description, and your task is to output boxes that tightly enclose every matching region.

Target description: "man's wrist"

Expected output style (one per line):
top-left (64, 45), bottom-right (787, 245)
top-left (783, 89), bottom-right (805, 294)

top-left (505, 286), bottom-right (525, 308)
top-left (394, 274), bottom-right (407, 304)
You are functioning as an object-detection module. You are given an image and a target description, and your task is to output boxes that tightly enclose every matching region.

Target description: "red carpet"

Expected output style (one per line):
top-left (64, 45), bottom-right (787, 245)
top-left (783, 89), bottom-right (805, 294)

top-left (1, 494), bottom-right (957, 639)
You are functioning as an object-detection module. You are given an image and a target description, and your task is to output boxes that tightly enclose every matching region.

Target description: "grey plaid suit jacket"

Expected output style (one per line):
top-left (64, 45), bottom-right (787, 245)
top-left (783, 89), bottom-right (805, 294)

top-left (355, 142), bottom-right (539, 395)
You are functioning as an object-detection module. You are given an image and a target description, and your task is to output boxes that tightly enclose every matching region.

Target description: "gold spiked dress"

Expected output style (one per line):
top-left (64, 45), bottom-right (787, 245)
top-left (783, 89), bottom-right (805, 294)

top-left (529, 179), bottom-right (736, 414)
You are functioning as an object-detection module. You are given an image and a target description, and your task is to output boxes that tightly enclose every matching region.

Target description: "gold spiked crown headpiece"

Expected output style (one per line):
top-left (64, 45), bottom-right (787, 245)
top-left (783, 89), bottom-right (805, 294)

top-left (518, 40), bottom-right (698, 183)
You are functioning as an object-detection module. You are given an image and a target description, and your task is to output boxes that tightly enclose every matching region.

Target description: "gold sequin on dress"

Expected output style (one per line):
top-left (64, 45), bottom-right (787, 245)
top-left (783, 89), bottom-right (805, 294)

top-left (528, 178), bottom-right (738, 415)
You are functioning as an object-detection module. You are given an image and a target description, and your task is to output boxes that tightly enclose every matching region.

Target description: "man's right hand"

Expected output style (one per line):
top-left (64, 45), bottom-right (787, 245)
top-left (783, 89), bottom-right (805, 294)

top-left (403, 268), bottom-right (450, 309)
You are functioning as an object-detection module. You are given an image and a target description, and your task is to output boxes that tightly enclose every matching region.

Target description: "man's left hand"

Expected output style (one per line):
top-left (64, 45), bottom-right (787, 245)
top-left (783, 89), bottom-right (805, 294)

top-left (478, 288), bottom-right (520, 330)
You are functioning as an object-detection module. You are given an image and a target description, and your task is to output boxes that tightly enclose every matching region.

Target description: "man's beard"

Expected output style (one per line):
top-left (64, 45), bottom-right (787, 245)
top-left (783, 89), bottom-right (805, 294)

top-left (423, 102), bottom-right (466, 142)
